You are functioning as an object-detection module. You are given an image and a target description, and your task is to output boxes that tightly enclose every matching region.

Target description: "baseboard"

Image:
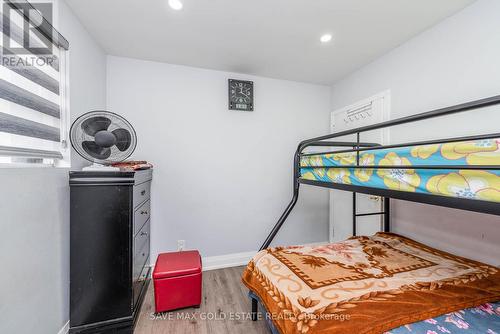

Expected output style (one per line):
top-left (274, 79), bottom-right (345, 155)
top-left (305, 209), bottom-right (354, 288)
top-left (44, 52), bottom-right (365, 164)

top-left (202, 251), bottom-right (256, 271)
top-left (57, 321), bottom-right (69, 334)
top-left (201, 241), bottom-right (327, 271)
top-left (148, 241), bottom-right (328, 272)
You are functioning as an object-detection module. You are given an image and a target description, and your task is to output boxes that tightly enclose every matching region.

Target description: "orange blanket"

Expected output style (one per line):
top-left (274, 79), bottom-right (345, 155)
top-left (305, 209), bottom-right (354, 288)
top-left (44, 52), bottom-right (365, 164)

top-left (111, 160), bottom-right (153, 171)
top-left (242, 233), bottom-right (500, 334)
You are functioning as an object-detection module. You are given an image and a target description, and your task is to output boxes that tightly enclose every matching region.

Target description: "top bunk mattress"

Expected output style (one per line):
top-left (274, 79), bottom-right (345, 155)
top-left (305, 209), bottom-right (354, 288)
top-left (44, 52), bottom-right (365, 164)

top-left (300, 138), bottom-right (500, 203)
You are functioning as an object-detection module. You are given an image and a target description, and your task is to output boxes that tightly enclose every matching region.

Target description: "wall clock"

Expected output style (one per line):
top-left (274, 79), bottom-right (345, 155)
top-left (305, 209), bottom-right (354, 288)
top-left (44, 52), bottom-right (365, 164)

top-left (228, 79), bottom-right (254, 111)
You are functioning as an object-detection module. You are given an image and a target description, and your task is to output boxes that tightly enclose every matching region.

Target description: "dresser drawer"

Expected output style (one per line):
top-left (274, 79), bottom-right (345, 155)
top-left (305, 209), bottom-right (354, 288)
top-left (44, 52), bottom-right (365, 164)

top-left (133, 260), bottom-right (150, 308)
top-left (133, 231), bottom-right (150, 282)
top-left (133, 250), bottom-right (149, 285)
top-left (132, 240), bottom-right (149, 282)
top-left (133, 181), bottom-right (151, 209)
top-left (134, 219), bottom-right (150, 259)
top-left (134, 169), bottom-right (153, 185)
top-left (134, 200), bottom-right (150, 236)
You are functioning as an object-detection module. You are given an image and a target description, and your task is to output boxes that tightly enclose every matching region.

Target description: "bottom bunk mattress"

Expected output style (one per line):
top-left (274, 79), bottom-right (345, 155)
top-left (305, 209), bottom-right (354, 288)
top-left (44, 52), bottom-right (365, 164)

top-left (242, 233), bottom-right (500, 334)
top-left (250, 292), bottom-right (500, 334)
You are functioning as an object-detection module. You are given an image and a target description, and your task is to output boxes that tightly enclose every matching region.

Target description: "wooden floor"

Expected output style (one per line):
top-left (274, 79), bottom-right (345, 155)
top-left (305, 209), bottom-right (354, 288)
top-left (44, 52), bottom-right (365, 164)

top-left (135, 266), bottom-right (270, 334)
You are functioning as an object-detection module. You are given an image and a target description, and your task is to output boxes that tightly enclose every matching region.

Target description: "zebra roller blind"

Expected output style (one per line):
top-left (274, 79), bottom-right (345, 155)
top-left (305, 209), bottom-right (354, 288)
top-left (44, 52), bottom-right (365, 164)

top-left (0, 0), bottom-right (69, 163)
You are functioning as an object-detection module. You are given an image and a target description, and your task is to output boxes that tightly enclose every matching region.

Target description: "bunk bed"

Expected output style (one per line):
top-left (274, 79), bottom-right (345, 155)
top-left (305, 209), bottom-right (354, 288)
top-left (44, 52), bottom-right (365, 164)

top-left (242, 95), bottom-right (500, 334)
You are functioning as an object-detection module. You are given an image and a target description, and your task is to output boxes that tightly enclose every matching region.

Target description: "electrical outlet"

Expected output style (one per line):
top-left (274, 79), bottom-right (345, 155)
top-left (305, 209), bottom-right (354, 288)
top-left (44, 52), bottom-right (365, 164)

top-left (177, 240), bottom-right (185, 251)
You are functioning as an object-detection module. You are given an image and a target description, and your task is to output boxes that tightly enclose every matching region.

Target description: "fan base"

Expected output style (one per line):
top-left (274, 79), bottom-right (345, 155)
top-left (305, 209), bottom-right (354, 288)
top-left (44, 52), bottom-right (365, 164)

top-left (82, 163), bottom-right (120, 172)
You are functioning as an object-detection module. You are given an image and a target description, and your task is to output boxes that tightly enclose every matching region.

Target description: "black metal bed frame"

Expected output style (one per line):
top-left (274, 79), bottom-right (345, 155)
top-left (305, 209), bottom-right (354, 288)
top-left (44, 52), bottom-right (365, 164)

top-left (250, 94), bottom-right (500, 320)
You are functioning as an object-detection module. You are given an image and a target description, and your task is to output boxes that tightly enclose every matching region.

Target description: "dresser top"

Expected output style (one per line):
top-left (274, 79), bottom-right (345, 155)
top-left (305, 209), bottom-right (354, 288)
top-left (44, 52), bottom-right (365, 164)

top-left (69, 169), bottom-right (152, 185)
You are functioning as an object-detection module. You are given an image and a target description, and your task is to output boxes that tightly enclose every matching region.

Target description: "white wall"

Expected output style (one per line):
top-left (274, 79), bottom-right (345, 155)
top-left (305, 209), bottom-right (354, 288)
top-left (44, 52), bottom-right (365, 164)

top-left (60, 1), bottom-right (107, 170)
top-left (106, 56), bottom-right (331, 261)
top-left (0, 1), bottom-right (107, 333)
top-left (5, 2), bottom-right (499, 334)
top-left (330, 0), bottom-right (500, 265)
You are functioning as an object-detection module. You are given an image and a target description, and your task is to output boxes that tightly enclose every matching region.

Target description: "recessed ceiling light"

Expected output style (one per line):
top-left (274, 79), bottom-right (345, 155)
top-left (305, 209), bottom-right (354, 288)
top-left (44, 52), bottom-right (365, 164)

top-left (320, 34), bottom-right (332, 43)
top-left (168, 0), bottom-right (183, 10)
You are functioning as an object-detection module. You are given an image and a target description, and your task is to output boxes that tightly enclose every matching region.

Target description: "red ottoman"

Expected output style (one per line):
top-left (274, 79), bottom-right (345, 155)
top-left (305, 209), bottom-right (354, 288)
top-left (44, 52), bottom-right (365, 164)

top-left (153, 250), bottom-right (202, 313)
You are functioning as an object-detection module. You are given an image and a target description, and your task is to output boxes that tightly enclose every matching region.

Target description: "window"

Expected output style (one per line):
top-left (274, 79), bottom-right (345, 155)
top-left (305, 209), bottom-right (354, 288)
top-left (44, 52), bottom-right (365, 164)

top-left (0, 0), bottom-right (69, 166)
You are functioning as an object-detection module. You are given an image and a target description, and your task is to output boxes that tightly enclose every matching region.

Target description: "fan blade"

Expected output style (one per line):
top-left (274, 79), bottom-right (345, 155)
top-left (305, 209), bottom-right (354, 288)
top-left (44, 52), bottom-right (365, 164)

top-left (112, 128), bottom-right (132, 151)
top-left (82, 141), bottom-right (111, 160)
top-left (81, 116), bottom-right (111, 136)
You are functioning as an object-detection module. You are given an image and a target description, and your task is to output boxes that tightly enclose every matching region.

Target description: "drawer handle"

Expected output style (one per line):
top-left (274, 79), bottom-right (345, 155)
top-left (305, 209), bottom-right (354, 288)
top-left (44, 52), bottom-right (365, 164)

top-left (140, 231), bottom-right (148, 236)
top-left (141, 190), bottom-right (146, 196)
top-left (141, 210), bottom-right (148, 215)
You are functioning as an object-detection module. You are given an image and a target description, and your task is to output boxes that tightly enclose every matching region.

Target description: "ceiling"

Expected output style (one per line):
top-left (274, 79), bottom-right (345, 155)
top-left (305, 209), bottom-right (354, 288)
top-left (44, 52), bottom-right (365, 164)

top-left (65, 0), bottom-right (475, 85)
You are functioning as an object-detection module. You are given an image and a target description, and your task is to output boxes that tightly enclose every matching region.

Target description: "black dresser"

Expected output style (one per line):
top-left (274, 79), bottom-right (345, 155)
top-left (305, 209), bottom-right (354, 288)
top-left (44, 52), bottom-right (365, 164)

top-left (69, 169), bottom-right (152, 333)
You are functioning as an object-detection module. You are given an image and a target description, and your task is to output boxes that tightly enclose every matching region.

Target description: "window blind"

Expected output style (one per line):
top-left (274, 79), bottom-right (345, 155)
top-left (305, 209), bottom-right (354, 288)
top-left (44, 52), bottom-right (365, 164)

top-left (0, 0), bottom-right (69, 163)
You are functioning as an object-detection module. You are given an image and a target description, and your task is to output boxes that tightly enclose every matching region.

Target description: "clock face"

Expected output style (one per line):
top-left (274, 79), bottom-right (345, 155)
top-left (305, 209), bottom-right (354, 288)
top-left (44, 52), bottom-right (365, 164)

top-left (229, 79), bottom-right (253, 111)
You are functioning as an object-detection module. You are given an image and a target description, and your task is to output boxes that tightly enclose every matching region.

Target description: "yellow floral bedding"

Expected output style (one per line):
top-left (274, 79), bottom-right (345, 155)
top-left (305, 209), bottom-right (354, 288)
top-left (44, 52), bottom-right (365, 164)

top-left (300, 138), bottom-right (500, 202)
top-left (242, 233), bottom-right (500, 334)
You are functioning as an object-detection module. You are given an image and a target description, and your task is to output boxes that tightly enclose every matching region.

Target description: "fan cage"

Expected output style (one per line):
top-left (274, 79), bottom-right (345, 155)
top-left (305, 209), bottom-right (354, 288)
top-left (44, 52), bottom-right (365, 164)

top-left (70, 110), bottom-right (137, 165)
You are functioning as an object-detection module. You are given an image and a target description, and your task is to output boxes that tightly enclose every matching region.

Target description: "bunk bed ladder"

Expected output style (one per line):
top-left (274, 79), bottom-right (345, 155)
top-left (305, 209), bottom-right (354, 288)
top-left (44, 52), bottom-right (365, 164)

top-left (352, 132), bottom-right (391, 235)
top-left (353, 195), bottom-right (391, 236)
top-left (353, 133), bottom-right (360, 236)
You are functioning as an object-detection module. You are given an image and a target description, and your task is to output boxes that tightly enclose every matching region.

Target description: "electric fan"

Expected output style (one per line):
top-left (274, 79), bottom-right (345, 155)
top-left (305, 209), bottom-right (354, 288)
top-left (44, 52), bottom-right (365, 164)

top-left (70, 111), bottom-right (137, 171)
